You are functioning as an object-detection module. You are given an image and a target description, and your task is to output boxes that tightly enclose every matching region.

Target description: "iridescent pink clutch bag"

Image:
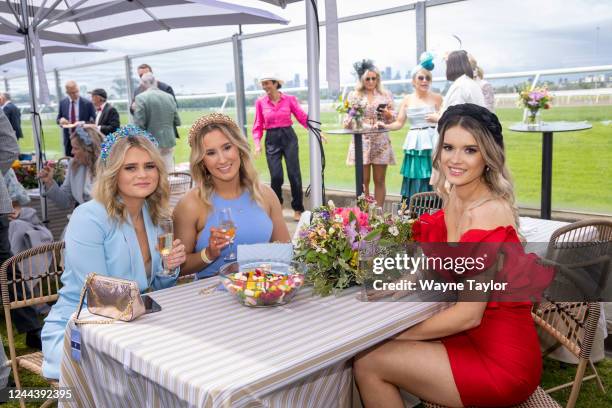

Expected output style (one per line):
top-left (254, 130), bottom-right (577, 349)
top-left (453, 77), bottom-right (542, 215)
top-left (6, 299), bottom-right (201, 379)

top-left (74, 273), bottom-right (145, 325)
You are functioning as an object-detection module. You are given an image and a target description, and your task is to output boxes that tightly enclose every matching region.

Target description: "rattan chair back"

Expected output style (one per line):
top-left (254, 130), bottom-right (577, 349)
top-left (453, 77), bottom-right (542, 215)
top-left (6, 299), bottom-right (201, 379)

top-left (407, 192), bottom-right (443, 219)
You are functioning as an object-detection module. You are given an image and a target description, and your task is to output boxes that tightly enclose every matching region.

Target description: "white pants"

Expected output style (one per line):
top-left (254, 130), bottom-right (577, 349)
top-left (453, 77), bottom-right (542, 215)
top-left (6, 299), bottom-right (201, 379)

top-left (159, 147), bottom-right (175, 173)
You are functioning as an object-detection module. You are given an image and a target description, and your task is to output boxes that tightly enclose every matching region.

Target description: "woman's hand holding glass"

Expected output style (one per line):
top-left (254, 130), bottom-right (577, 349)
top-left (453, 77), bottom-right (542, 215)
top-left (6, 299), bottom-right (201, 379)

top-left (157, 218), bottom-right (186, 275)
top-left (163, 239), bottom-right (186, 273)
top-left (206, 227), bottom-right (232, 260)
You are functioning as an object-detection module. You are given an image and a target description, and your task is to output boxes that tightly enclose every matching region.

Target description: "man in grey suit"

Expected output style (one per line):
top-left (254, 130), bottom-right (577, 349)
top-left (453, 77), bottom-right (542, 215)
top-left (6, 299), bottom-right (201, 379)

top-left (130, 63), bottom-right (179, 139)
top-left (0, 111), bottom-right (42, 350)
top-left (134, 73), bottom-right (181, 171)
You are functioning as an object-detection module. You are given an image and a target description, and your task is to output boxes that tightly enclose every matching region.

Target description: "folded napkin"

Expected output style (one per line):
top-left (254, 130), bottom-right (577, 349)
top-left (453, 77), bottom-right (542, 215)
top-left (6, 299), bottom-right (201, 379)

top-left (237, 243), bottom-right (294, 264)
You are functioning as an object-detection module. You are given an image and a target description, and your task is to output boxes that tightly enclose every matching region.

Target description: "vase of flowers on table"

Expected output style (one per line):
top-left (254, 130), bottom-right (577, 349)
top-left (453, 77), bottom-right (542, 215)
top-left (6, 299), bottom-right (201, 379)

top-left (294, 195), bottom-right (414, 296)
top-left (518, 85), bottom-right (552, 129)
top-left (336, 93), bottom-right (367, 130)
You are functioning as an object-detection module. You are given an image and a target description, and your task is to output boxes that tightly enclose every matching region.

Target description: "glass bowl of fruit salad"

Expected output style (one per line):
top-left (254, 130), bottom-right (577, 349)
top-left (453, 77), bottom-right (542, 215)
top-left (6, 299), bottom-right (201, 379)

top-left (218, 261), bottom-right (307, 307)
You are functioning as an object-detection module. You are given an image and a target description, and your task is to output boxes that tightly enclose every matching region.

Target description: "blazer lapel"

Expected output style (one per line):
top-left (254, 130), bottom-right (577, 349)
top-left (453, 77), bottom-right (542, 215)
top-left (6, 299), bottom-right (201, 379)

top-left (143, 204), bottom-right (160, 285)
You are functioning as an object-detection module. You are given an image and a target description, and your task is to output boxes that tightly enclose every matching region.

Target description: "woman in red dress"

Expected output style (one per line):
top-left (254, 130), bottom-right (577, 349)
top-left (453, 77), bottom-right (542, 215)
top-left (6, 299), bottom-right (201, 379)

top-left (354, 103), bottom-right (545, 407)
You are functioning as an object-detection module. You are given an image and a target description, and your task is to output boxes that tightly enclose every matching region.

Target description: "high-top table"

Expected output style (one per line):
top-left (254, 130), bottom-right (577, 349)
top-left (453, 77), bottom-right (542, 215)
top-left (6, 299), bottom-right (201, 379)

top-left (325, 127), bottom-right (389, 198)
top-left (508, 122), bottom-right (592, 219)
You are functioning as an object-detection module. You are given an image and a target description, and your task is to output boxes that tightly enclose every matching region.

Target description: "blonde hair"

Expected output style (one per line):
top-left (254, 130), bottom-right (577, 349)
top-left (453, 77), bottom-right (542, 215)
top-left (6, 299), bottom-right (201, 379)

top-left (92, 136), bottom-right (169, 224)
top-left (70, 127), bottom-right (103, 176)
top-left (189, 118), bottom-right (265, 214)
top-left (433, 116), bottom-right (519, 227)
top-left (354, 68), bottom-right (387, 96)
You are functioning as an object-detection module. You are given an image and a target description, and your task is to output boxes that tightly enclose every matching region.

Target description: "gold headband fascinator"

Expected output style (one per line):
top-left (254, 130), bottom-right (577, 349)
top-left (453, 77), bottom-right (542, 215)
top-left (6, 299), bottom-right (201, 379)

top-left (188, 113), bottom-right (241, 147)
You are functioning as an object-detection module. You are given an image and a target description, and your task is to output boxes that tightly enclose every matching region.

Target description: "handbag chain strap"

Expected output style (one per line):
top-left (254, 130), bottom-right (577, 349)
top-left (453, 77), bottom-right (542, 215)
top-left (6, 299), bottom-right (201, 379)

top-left (74, 273), bottom-right (135, 325)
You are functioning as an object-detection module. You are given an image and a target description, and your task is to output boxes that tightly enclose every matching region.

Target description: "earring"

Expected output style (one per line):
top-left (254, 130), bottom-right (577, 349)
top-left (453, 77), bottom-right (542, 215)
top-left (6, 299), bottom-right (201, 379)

top-left (485, 166), bottom-right (490, 172)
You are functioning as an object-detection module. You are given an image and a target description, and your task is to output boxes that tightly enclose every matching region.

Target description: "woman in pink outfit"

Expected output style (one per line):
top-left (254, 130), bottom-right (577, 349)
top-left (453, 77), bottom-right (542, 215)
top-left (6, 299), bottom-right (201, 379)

top-left (252, 74), bottom-right (308, 221)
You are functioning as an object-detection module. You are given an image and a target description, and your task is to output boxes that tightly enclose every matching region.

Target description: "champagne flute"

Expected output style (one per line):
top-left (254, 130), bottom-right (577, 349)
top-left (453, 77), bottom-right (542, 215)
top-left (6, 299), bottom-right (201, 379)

top-left (157, 218), bottom-right (175, 275)
top-left (219, 208), bottom-right (237, 261)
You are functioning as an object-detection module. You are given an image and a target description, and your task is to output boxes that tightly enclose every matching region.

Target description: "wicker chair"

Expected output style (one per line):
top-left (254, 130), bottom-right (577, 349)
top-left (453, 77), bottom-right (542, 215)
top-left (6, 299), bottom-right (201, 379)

top-left (0, 241), bottom-right (65, 408)
top-left (56, 156), bottom-right (71, 170)
top-left (532, 219), bottom-right (611, 408)
top-left (407, 192), bottom-right (443, 219)
top-left (168, 171), bottom-right (193, 209)
top-left (422, 387), bottom-right (561, 408)
top-left (168, 171), bottom-right (193, 195)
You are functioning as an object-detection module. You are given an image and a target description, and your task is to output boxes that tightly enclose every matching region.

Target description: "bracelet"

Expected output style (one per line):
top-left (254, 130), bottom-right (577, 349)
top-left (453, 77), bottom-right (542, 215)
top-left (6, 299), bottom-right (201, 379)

top-left (200, 247), bottom-right (212, 264)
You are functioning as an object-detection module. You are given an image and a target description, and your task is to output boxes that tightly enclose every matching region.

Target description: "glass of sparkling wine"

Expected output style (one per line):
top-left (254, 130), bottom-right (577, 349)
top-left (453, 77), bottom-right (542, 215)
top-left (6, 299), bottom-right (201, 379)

top-left (157, 218), bottom-right (174, 275)
top-left (219, 208), bottom-right (237, 261)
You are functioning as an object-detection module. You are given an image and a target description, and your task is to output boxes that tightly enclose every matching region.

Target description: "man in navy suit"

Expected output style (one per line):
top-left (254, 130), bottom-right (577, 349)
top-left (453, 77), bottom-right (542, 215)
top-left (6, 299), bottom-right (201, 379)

top-left (0, 93), bottom-right (23, 139)
top-left (56, 80), bottom-right (96, 156)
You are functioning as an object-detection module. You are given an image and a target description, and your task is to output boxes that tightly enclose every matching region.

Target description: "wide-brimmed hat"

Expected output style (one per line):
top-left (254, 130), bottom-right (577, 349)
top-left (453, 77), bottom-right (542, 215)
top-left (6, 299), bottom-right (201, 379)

top-left (259, 74), bottom-right (284, 85)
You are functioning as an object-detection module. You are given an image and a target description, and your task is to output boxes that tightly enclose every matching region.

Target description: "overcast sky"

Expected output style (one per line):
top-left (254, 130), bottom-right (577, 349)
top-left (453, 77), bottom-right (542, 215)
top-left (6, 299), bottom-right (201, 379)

top-left (2, 0), bottom-right (611, 97)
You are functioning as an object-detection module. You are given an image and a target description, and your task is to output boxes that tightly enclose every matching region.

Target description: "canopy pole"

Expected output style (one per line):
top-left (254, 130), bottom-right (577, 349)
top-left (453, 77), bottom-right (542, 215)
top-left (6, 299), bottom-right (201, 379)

top-left (306, 0), bottom-right (322, 207)
top-left (232, 32), bottom-right (247, 137)
top-left (124, 56), bottom-right (134, 119)
top-left (20, 0), bottom-right (47, 222)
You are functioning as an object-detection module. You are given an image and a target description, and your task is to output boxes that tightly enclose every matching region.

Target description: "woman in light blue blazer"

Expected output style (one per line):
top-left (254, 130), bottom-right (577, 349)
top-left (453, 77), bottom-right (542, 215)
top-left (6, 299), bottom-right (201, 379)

top-left (41, 126), bottom-right (186, 379)
top-left (39, 126), bottom-right (103, 209)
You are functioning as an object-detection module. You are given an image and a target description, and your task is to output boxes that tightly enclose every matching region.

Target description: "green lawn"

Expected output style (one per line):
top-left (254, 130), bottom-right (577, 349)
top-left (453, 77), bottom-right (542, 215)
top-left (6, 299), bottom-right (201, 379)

top-left (18, 106), bottom-right (612, 214)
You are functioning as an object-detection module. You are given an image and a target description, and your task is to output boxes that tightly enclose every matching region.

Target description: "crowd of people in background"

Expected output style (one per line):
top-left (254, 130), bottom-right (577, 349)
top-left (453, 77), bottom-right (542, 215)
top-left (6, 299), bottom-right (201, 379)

top-left (0, 45), bottom-right (573, 407)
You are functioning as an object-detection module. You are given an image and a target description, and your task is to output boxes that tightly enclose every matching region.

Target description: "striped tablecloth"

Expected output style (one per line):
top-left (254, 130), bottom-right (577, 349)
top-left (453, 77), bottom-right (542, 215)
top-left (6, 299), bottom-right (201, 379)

top-left (59, 279), bottom-right (447, 407)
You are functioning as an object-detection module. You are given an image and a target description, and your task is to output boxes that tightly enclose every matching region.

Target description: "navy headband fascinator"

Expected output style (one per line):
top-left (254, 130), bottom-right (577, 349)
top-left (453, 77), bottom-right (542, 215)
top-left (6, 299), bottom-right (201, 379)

top-left (353, 59), bottom-right (376, 79)
top-left (438, 103), bottom-right (504, 149)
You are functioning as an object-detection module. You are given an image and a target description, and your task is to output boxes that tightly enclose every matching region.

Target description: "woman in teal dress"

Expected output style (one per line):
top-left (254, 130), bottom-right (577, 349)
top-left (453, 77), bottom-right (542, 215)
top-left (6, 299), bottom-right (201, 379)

top-left (41, 126), bottom-right (186, 379)
top-left (382, 53), bottom-right (442, 203)
top-left (174, 113), bottom-right (290, 279)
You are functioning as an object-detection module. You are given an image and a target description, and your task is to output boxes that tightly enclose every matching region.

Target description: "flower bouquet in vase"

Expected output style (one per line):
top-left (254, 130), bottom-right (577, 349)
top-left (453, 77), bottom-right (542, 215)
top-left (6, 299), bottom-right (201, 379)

top-left (336, 93), bottom-right (367, 130)
top-left (294, 195), bottom-right (414, 296)
top-left (518, 85), bottom-right (552, 129)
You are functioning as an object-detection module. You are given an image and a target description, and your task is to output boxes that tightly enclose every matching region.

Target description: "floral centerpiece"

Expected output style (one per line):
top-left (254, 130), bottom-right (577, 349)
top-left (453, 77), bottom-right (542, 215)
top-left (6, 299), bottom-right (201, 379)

top-left (336, 93), bottom-right (367, 130)
top-left (518, 85), bottom-right (552, 127)
top-left (12, 159), bottom-right (65, 189)
top-left (294, 195), bottom-right (414, 296)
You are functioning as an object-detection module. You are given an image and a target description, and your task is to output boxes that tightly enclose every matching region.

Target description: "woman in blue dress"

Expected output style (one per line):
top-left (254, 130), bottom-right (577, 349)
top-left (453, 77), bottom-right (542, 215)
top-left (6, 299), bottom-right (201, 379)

top-left (382, 54), bottom-right (442, 203)
top-left (174, 113), bottom-right (290, 279)
top-left (41, 126), bottom-right (186, 379)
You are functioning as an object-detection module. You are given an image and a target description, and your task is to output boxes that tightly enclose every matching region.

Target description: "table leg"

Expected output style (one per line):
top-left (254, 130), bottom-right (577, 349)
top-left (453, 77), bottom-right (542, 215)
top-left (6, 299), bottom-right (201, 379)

top-left (541, 131), bottom-right (553, 219)
top-left (354, 132), bottom-right (364, 197)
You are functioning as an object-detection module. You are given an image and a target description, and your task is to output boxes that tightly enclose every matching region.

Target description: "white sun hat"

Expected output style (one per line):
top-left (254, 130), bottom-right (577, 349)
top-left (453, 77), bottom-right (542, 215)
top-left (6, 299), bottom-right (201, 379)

top-left (259, 73), bottom-right (285, 85)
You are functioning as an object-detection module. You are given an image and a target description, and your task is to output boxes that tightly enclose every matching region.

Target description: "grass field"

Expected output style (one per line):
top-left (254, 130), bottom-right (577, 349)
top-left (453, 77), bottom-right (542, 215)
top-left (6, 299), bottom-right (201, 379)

top-left (18, 106), bottom-right (612, 214)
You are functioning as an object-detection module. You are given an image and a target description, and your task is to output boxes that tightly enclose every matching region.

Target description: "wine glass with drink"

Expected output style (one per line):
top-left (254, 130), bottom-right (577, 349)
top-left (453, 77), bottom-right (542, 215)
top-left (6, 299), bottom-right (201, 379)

top-left (219, 208), bottom-right (237, 261)
top-left (157, 218), bottom-right (175, 275)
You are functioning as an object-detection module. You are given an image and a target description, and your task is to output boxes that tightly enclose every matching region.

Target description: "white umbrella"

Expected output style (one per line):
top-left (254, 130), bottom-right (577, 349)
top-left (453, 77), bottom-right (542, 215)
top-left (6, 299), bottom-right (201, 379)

top-left (0, 0), bottom-right (288, 221)
top-left (0, 33), bottom-right (104, 65)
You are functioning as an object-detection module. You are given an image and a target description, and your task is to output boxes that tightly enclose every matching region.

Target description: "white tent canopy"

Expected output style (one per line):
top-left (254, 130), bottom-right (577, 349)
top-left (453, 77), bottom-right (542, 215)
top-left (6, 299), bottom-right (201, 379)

top-left (0, 0), bottom-right (288, 44)
top-left (0, 0), bottom-right (288, 222)
top-left (0, 33), bottom-right (103, 64)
